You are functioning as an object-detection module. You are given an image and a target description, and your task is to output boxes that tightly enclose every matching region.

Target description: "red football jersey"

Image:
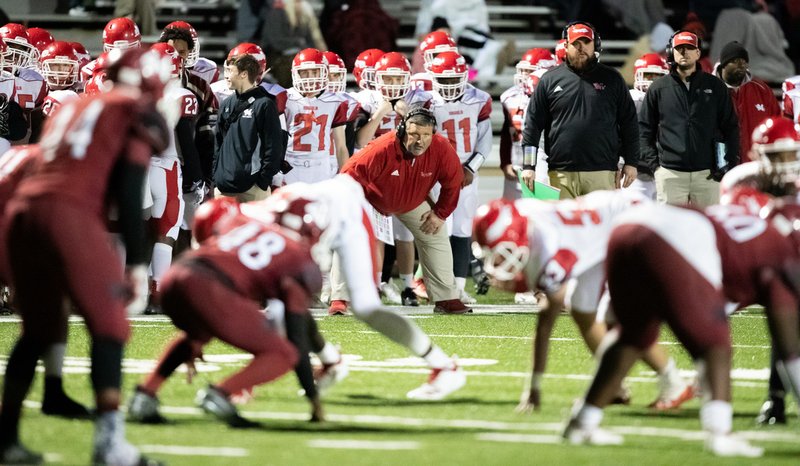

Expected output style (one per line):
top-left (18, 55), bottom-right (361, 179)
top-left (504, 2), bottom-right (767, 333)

top-left (14, 91), bottom-right (161, 216)
top-left (187, 217), bottom-right (321, 303)
top-left (0, 145), bottom-right (41, 210)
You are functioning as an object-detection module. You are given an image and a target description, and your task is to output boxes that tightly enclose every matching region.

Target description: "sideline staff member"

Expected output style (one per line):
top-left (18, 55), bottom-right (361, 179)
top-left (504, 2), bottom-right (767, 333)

top-left (342, 106), bottom-right (470, 314)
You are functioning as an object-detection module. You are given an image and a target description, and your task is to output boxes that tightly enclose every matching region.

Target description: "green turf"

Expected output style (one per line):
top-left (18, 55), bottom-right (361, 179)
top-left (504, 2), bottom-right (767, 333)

top-left (0, 305), bottom-right (796, 465)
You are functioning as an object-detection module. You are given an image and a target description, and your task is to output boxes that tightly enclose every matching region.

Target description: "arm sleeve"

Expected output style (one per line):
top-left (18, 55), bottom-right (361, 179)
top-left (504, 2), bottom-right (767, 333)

top-left (499, 105), bottom-right (513, 168)
top-left (638, 88), bottom-right (660, 174)
top-left (176, 117), bottom-right (203, 190)
top-left (521, 80), bottom-right (549, 147)
top-left (718, 84), bottom-right (740, 166)
top-left (474, 114), bottom-right (493, 159)
top-left (280, 275), bottom-right (319, 400)
top-left (616, 77), bottom-right (640, 166)
top-left (110, 145), bottom-right (148, 266)
top-left (433, 143), bottom-right (464, 219)
top-left (257, 98), bottom-right (285, 190)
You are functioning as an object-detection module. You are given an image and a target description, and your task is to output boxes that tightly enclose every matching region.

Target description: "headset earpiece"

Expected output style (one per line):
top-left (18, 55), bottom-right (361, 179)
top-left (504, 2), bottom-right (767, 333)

top-left (665, 29), bottom-right (702, 65)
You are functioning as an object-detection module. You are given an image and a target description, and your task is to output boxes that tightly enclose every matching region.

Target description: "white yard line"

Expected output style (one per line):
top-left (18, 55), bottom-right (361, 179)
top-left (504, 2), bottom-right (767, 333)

top-left (307, 439), bottom-right (420, 450)
top-left (476, 433), bottom-right (563, 444)
top-left (138, 445), bottom-right (249, 457)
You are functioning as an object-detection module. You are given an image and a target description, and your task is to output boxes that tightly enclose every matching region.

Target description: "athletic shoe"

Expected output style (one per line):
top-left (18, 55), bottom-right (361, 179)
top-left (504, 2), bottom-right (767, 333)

top-left (0, 441), bottom-right (43, 465)
top-left (196, 385), bottom-right (259, 428)
top-left (459, 288), bottom-right (477, 305)
top-left (755, 396), bottom-right (786, 425)
top-left (401, 287), bottom-right (419, 306)
top-left (514, 292), bottom-right (538, 305)
top-left (379, 281), bottom-right (402, 304)
top-left (315, 358), bottom-right (349, 395)
top-left (406, 360), bottom-right (466, 400)
top-left (649, 384), bottom-right (695, 411)
top-left (705, 433), bottom-right (763, 457)
top-left (469, 257), bottom-right (490, 295)
top-left (412, 278), bottom-right (429, 301)
top-left (328, 300), bottom-right (348, 316)
top-left (610, 385), bottom-right (631, 405)
top-left (127, 387), bottom-right (167, 424)
top-left (563, 419), bottom-right (624, 446)
top-left (433, 299), bottom-right (472, 314)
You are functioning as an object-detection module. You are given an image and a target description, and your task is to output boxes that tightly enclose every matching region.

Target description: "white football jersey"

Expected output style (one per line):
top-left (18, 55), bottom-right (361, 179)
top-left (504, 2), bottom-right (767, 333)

top-left (406, 84), bottom-right (492, 163)
top-left (352, 89), bottom-right (403, 140)
top-left (629, 88), bottom-right (646, 113)
top-left (284, 88), bottom-right (357, 162)
top-left (410, 71), bottom-right (433, 91)
top-left (188, 57), bottom-right (219, 85)
top-left (42, 89), bottom-right (80, 117)
top-left (14, 68), bottom-right (47, 110)
top-left (499, 85), bottom-right (529, 168)
top-left (515, 189), bottom-right (650, 293)
top-left (0, 72), bottom-right (15, 154)
top-left (157, 86), bottom-right (198, 163)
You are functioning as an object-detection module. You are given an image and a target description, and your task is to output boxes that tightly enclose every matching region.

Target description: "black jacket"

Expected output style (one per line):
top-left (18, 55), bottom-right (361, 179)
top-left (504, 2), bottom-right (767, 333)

top-left (638, 68), bottom-right (739, 173)
top-left (213, 86), bottom-right (286, 193)
top-left (521, 60), bottom-right (639, 171)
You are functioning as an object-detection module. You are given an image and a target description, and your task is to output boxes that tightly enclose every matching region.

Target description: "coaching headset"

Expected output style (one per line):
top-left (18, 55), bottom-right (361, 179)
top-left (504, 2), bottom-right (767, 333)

top-left (396, 105), bottom-right (437, 141)
top-left (665, 30), bottom-right (702, 66)
top-left (561, 21), bottom-right (602, 54)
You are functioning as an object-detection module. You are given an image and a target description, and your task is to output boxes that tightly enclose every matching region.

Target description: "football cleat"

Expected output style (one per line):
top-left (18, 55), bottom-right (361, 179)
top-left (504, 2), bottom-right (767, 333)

top-left (0, 441), bottom-right (43, 465)
top-left (401, 287), bottom-right (419, 307)
top-left (469, 257), bottom-right (491, 295)
top-left (563, 419), bottom-right (624, 446)
top-left (406, 360), bottom-right (466, 400)
top-left (755, 396), bottom-right (786, 425)
top-left (705, 433), bottom-right (763, 457)
top-left (459, 288), bottom-right (477, 305)
top-left (315, 358), bottom-right (349, 395)
top-left (328, 300), bottom-right (348, 316)
top-left (127, 387), bottom-right (167, 424)
top-left (379, 281), bottom-right (402, 305)
top-left (412, 278), bottom-right (428, 301)
top-left (196, 385), bottom-right (259, 428)
top-left (514, 291), bottom-right (538, 305)
top-left (649, 383), bottom-right (695, 411)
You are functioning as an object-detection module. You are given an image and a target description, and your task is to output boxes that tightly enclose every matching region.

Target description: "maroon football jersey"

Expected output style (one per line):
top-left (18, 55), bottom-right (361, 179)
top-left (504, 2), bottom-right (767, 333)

top-left (14, 92), bottom-right (158, 216)
top-left (0, 145), bottom-right (41, 212)
top-left (186, 216), bottom-right (321, 303)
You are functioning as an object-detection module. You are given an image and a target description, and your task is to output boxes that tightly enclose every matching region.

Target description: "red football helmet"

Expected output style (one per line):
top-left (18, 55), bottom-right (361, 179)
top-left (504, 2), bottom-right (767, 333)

top-left (26, 28), bottom-right (54, 55)
top-left (103, 18), bottom-right (141, 53)
top-left (514, 48), bottom-right (556, 89)
top-left (633, 53), bottom-right (668, 92)
top-left (226, 42), bottom-right (267, 79)
top-left (70, 42), bottom-right (91, 70)
top-left (752, 117), bottom-right (800, 183)
top-left (40, 41), bottom-right (80, 90)
top-left (83, 71), bottom-right (109, 95)
top-left (104, 48), bottom-right (173, 101)
top-left (428, 51), bottom-right (468, 101)
top-left (523, 68), bottom-right (547, 97)
top-left (291, 48), bottom-right (328, 94)
top-left (419, 31), bottom-right (457, 67)
top-left (193, 197), bottom-right (242, 244)
top-left (163, 20), bottom-right (199, 67)
top-left (322, 51), bottom-right (346, 93)
top-left (473, 199), bottom-right (531, 283)
top-left (149, 42), bottom-right (182, 78)
top-left (554, 39), bottom-right (567, 64)
top-left (374, 52), bottom-right (411, 100)
top-left (0, 23), bottom-right (37, 71)
top-left (353, 48), bottom-right (383, 90)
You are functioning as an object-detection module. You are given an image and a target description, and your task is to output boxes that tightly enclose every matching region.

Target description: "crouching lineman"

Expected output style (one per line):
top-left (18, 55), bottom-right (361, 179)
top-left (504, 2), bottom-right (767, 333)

top-left (128, 198), bottom-right (323, 426)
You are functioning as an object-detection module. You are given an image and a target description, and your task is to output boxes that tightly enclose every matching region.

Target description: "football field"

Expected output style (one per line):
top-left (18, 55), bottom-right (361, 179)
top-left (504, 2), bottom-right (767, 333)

top-left (0, 298), bottom-right (798, 465)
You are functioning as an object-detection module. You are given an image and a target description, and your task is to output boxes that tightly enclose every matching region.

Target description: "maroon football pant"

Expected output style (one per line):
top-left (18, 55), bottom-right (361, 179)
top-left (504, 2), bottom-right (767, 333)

top-left (159, 263), bottom-right (299, 396)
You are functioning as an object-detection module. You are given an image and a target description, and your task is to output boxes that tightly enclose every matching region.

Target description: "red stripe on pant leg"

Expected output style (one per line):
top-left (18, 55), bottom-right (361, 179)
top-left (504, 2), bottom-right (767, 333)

top-left (362, 208), bottom-right (379, 286)
top-left (156, 162), bottom-right (182, 237)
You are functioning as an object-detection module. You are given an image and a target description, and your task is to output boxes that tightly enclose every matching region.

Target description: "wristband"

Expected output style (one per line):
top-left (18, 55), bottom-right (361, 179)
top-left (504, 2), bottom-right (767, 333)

top-left (464, 152), bottom-right (486, 174)
top-left (523, 145), bottom-right (537, 170)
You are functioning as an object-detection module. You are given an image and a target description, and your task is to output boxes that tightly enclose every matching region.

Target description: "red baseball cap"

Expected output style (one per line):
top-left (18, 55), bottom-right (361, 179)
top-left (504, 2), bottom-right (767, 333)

top-left (566, 23), bottom-right (594, 43)
top-left (672, 32), bottom-right (698, 48)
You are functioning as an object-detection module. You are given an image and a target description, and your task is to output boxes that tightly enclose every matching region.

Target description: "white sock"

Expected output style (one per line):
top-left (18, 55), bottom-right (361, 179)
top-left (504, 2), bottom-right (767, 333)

top-left (43, 343), bottom-right (66, 377)
top-left (150, 243), bottom-right (173, 284)
top-left (455, 277), bottom-right (466, 292)
top-left (575, 402), bottom-right (604, 430)
top-left (423, 345), bottom-right (450, 369)
top-left (400, 274), bottom-right (413, 289)
top-left (318, 342), bottom-right (340, 365)
top-left (700, 400), bottom-right (733, 435)
top-left (659, 357), bottom-right (684, 386)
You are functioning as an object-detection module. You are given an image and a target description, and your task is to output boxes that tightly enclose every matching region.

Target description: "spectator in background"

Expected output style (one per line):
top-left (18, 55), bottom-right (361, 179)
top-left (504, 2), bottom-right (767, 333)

top-left (214, 55), bottom-right (285, 202)
top-left (601, 0), bottom-right (666, 37)
top-left (715, 41), bottom-right (780, 162)
top-left (639, 31), bottom-right (739, 207)
top-left (320, 0), bottom-right (398, 69)
top-left (114, 0), bottom-right (156, 36)
top-left (521, 22), bottom-right (639, 199)
top-left (411, 16), bottom-right (450, 74)
top-left (236, 0), bottom-right (266, 43)
top-left (261, 0), bottom-right (326, 89)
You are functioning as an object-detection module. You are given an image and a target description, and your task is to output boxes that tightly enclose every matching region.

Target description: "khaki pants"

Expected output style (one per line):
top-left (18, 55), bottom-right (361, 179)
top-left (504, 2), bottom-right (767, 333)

top-left (548, 170), bottom-right (616, 199)
top-left (654, 167), bottom-right (719, 208)
top-left (214, 185), bottom-right (270, 203)
top-left (395, 201), bottom-right (459, 303)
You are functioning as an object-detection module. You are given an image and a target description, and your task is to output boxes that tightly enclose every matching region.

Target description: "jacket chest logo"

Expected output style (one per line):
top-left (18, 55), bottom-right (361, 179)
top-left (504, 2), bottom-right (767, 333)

top-left (242, 109), bottom-right (253, 118)
top-left (592, 82), bottom-right (606, 91)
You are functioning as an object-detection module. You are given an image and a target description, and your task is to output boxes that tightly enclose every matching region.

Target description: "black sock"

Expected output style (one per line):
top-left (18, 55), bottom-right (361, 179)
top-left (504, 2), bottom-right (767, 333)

top-left (768, 348), bottom-right (786, 399)
top-left (450, 236), bottom-right (471, 278)
top-left (381, 244), bottom-right (396, 283)
top-left (0, 337), bottom-right (43, 445)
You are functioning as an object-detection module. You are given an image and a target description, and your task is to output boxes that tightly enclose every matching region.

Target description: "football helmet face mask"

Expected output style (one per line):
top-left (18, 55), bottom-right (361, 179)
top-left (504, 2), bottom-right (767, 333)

top-left (752, 117), bottom-right (800, 186)
top-left (193, 197), bottom-right (242, 244)
top-left (473, 199), bottom-right (530, 283)
top-left (514, 48), bottom-right (556, 89)
top-left (291, 48), bottom-right (328, 94)
top-left (353, 48), bottom-right (383, 90)
top-left (164, 21), bottom-right (199, 67)
top-left (0, 24), bottom-right (37, 71)
top-left (374, 52), bottom-right (411, 101)
top-left (40, 41), bottom-right (80, 90)
top-left (226, 43), bottom-right (267, 79)
top-left (428, 51), bottom-right (468, 101)
top-left (149, 42), bottom-right (183, 78)
top-left (322, 51), bottom-right (346, 93)
top-left (419, 31), bottom-right (457, 67)
top-left (103, 18), bottom-right (142, 53)
top-left (633, 53), bottom-right (668, 92)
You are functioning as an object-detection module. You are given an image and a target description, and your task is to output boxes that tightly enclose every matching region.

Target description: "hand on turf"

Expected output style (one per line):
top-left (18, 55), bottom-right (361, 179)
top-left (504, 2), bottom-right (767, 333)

top-left (514, 388), bottom-right (541, 414)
